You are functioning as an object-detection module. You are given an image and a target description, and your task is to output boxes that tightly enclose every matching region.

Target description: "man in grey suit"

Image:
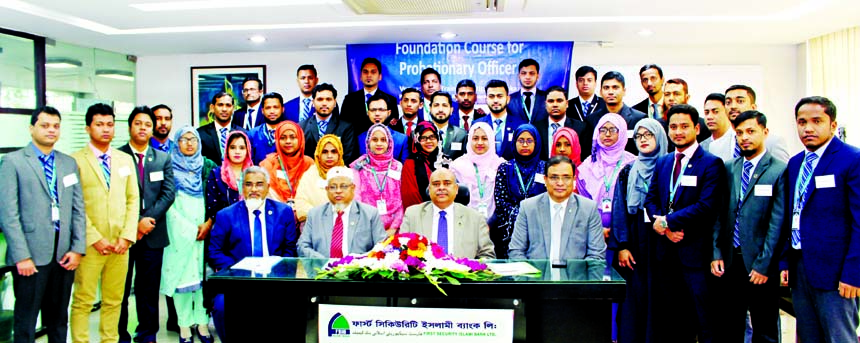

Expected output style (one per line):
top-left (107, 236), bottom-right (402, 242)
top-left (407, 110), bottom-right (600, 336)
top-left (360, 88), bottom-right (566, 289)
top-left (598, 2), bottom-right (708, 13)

top-left (428, 91), bottom-right (468, 161)
top-left (0, 106), bottom-right (87, 342)
top-left (711, 111), bottom-right (785, 343)
top-left (298, 167), bottom-right (387, 258)
top-left (401, 168), bottom-right (495, 260)
top-left (509, 155), bottom-right (605, 261)
top-left (117, 106), bottom-right (176, 343)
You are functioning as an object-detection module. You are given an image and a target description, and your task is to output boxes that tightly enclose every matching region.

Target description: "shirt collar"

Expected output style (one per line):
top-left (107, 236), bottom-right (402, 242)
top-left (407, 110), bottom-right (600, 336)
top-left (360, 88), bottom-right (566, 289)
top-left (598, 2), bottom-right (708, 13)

top-left (676, 140), bottom-right (700, 159)
top-left (130, 143), bottom-right (149, 156)
top-left (549, 115), bottom-right (566, 125)
top-left (744, 148), bottom-right (767, 171)
top-left (549, 196), bottom-right (568, 209)
top-left (30, 142), bottom-right (53, 159)
top-left (459, 108), bottom-right (474, 117)
top-left (579, 94), bottom-right (596, 104)
top-left (214, 120), bottom-right (231, 131)
top-left (808, 137), bottom-right (834, 157)
top-left (364, 88), bottom-right (377, 98)
top-left (433, 202), bottom-right (454, 213)
top-left (89, 142), bottom-right (110, 157)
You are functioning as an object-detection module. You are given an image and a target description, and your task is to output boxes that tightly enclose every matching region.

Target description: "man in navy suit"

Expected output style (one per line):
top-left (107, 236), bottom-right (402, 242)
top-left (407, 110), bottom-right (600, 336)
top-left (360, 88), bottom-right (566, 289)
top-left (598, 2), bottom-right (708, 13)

top-left (780, 96), bottom-right (859, 343)
top-left (535, 86), bottom-right (588, 161)
top-left (508, 58), bottom-right (548, 124)
top-left (453, 79), bottom-right (487, 132)
top-left (567, 66), bottom-right (606, 122)
top-left (644, 104), bottom-right (725, 343)
top-left (248, 92), bottom-right (287, 164)
top-left (357, 94), bottom-right (409, 161)
top-left (284, 64), bottom-right (318, 123)
top-left (340, 58), bottom-right (399, 137)
top-left (301, 83), bottom-right (358, 164)
top-left (389, 88), bottom-right (425, 154)
top-left (208, 166), bottom-right (298, 341)
top-left (474, 80), bottom-right (526, 160)
top-left (231, 77), bottom-right (265, 130)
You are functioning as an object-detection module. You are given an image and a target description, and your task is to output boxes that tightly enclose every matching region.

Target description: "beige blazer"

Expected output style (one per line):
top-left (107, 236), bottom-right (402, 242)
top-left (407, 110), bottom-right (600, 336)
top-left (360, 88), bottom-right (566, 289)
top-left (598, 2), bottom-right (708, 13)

top-left (400, 202), bottom-right (495, 260)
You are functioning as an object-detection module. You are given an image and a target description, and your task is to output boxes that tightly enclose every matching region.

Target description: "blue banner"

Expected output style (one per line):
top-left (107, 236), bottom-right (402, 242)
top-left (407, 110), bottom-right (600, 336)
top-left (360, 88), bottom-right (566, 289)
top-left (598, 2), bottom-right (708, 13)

top-left (346, 41), bottom-right (573, 102)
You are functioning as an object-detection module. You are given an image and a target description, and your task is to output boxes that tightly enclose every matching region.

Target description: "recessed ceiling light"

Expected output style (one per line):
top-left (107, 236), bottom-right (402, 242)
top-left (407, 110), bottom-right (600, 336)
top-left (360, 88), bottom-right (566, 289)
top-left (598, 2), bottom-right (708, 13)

top-left (249, 35), bottom-right (266, 44)
top-left (95, 69), bottom-right (134, 82)
top-left (440, 32), bottom-right (457, 39)
top-left (638, 29), bottom-right (654, 37)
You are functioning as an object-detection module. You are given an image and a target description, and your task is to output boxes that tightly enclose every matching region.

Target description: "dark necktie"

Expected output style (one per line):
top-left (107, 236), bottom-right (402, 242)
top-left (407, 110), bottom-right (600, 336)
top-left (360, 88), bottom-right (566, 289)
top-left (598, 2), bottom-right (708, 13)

top-left (524, 92), bottom-right (533, 118)
top-left (672, 152), bottom-right (684, 185)
top-left (462, 115), bottom-right (470, 132)
top-left (135, 153), bottom-right (145, 185)
top-left (252, 209), bottom-right (263, 257)
top-left (438, 210), bottom-right (448, 252)
top-left (246, 108), bottom-right (255, 130)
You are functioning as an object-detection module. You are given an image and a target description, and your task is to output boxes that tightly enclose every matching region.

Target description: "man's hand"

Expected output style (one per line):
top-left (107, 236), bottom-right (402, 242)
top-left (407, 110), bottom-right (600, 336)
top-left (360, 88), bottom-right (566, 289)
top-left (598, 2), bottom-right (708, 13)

top-left (618, 250), bottom-right (636, 270)
top-left (603, 227), bottom-right (611, 240)
top-left (749, 270), bottom-right (769, 285)
top-left (652, 216), bottom-right (667, 235)
top-left (16, 258), bottom-right (37, 276)
top-left (113, 238), bottom-right (132, 255)
top-left (93, 239), bottom-right (114, 256)
top-left (138, 217), bottom-right (156, 236)
top-left (780, 270), bottom-right (789, 287)
top-left (59, 252), bottom-right (82, 271)
top-left (666, 230), bottom-right (684, 243)
top-left (711, 260), bottom-right (724, 277)
top-left (838, 282), bottom-right (860, 299)
top-left (197, 220), bottom-right (213, 241)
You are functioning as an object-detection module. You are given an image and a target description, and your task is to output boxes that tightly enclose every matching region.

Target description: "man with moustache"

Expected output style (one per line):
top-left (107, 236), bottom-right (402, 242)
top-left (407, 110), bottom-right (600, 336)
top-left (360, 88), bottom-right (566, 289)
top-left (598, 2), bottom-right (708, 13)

top-left (660, 78), bottom-right (711, 148)
top-left (724, 85), bottom-right (789, 162)
top-left (429, 91), bottom-right (469, 161)
top-left (231, 78), bottom-right (265, 130)
top-left (474, 80), bottom-right (527, 160)
top-left (585, 72), bottom-right (646, 155)
top-left (248, 92), bottom-right (288, 164)
top-left (150, 104), bottom-right (175, 153)
top-left (420, 68), bottom-right (442, 117)
top-left (508, 58), bottom-right (548, 124)
top-left (198, 92), bottom-right (244, 165)
top-left (534, 86), bottom-right (588, 160)
top-left (357, 94), bottom-right (410, 161)
top-left (285, 64), bottom-right (319, 123)
top-left (633, 64), bottom-right (665, 120)
top-left (341, 58), bottom-right (399, 136)
top-left (568, 66), bottom-right (606, 122)
top-left (301, 83), bottom-right (358, 164)
top-left (454, 79), bottom-right (487, 131)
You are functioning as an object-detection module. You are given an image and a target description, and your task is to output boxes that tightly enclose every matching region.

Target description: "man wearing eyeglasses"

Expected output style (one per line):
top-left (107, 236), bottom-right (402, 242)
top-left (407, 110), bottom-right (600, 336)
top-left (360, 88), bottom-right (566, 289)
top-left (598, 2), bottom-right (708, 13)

top-left (509, 155), bottom-right (606, 261)
top-left (232, 77), bottom-right (265, 130)
top-left (356, 94), bottom-right (410, 162)
top-left (298, 167), bottom-right (387, 258)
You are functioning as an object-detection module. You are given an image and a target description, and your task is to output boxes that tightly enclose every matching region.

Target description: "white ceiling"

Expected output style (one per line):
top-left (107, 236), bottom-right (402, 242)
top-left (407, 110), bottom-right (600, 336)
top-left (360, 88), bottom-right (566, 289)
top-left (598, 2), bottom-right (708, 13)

top-left (1, 0), bottom-right (859, 56)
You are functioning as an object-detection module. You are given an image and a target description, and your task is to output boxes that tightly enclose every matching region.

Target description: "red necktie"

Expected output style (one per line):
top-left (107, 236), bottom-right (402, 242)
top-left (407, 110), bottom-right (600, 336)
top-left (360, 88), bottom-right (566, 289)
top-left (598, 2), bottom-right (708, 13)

top-left (672, 152), bottom-right (684, 184)
top-left (135, 153), bottom-right (145, 183)
top-left (330, 211), bottom-right (345, 258)
top-left (462, 115), bottom-right (470, 132)
top-left (406, 121), bottom-right (414, 139)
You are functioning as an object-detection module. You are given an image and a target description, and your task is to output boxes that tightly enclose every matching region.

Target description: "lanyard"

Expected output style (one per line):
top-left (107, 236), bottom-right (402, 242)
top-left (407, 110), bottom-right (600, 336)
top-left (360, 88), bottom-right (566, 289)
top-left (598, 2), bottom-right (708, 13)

top-left (370, 161), bottom-right (392, 194)
top-left (603, 160), bottom-right (622, 194)
top-left (514, 164), bottom-right (534, 195)
top-left (521, 96), bottom-right (532, 120)
top-left (669, 155), bottom-right (688, 204)
top-left (276, 157), bottom-right (294, 196)
top-left (793, 158), bottom-right (816, 213)
top-left (473, 163), bottom-right (485, 199)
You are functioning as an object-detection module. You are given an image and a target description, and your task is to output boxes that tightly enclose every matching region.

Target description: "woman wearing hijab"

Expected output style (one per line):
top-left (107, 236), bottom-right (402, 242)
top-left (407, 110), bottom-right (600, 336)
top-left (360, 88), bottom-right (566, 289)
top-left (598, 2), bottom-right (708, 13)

top-left (401, 122), bottom-right (444, 210)
top-left (450, 122), bottom-right (505, 219)
top-left (490, 123), bottom-right (547, 259)
top-left (609, 119), bottom-right (667, 343)
top-left (161, 127), bottom-right (217, 343)
top-left (295, 134), bottom-right (345, 223)
top-left (551, 127), bottom-right (583, 193)
top-left (260, 121), bottom-right (315, 206)
top-left (352, 124), bottom-right (404, 234)
top-left (205, 131), bottom-right (253, 226)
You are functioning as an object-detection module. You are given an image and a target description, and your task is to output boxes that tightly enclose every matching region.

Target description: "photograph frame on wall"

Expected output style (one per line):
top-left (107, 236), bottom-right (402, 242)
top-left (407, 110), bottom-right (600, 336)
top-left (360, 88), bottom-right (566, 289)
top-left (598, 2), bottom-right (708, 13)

top-left (190, 65), bottom-right (266, 126)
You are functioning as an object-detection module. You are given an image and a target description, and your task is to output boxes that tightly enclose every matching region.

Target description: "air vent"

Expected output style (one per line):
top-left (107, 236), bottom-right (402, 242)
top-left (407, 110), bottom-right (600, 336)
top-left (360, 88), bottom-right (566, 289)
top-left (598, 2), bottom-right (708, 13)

top-left (344, 0), bottom-right (504, 15)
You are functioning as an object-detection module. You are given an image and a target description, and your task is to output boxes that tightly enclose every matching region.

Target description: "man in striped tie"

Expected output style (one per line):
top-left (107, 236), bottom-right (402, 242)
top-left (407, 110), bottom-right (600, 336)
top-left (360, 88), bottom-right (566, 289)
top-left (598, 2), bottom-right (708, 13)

top-left (710, 110), bottom-right (786, 342)
top-left (284, 64), bottom-right (319, 123)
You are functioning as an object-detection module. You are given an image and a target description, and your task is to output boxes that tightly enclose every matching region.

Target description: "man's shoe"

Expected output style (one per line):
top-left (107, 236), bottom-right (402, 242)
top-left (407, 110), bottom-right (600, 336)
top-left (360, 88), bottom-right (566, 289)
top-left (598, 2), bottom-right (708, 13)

top-left (166, 321), bottom-right (180, 333)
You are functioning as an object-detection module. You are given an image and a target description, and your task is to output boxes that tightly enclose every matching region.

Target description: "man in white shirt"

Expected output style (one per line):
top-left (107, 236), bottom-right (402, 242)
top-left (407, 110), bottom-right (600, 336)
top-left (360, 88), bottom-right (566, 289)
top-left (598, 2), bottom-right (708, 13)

top-left (701, 93), bottom-right (736, 161)
top-left (725, 84), bottom-right (790, 162)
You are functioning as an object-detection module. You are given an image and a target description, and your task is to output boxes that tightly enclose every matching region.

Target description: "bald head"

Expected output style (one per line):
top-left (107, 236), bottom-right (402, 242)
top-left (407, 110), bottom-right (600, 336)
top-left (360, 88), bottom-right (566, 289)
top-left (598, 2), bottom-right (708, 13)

top-left (429, 168), bottom-right (458, 208)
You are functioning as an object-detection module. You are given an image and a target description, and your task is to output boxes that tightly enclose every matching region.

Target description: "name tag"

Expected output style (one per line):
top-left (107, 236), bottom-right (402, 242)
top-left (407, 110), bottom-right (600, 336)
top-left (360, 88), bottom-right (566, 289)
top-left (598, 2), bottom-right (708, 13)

top-left (119, 166), bottom-right (131, 177)
top-left (792, 213), bottom-right (800, 229)
top-left (601, 198), bottom-right (612, 213)
top-left (627, 129), bottom-right (634, 138)
top-left (149, 171), bottom-right (164, 182)
top-left (507, 133), bottom-right (513, 141)
top-left (451, 142), bottom-right (462, 151)
top-left (534, 174), bottom-right (545, 184)
top-left (643, 208), bottom-right (651, 223)
top-left (387, 169), bottom-right (402, 180)
top-left (277, 170), bottom-right (287, 180)
top-left (754, 184), bottom-right (772, 197)
top-left (815, 175), bottom-right (835, 188)
top-left (52, 204), bottom-right (60, 222)
top-left (63, 173), bottom-right (78, 188)
top-left (680, 175), bottom-right (697, 187)
top-left (376, 200), bottom-right (388, 214)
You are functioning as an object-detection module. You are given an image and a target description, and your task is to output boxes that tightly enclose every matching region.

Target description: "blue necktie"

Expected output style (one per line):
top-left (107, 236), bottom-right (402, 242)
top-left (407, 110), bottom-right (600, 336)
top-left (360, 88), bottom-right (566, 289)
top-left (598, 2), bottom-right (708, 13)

top-left (792, 152), bottom-right (819, 247)
top-left (253, 209), bottom-right (263, 257)
top-left (98, 153), bottom-right (111, 189)
top-left (318, 119), bottom-right (328, 137)
top-left (39, 153), bottom-right (60, 231)
top-left (438, 210), bottom-right (448, 253)
top-left (301, 98), bottom-right (312, 122)
top-left (733, 141), bottom-right (741, 158)
top-left (219, 127), bottom-right (228, 154)
top-left (733, 160), bottom-right (753, 248)
top-left (246, 108), bottom-right (255, 130)
top-left (494, 119), bottom-right (503, 154)
top-left (266, 128), bottom-right (275, 147)
top-left (365, 93), bottom-right (372, 102)
top-left (582, 101), bottom-right (591, 115)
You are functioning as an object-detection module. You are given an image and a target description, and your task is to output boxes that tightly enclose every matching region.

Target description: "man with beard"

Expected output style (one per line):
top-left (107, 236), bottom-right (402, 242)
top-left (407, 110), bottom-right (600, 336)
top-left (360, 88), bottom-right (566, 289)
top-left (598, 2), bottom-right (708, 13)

top-left (231, 78), bottom-right (265, 130)
top-left (420, 68), bottom-right (442, 118)
top-left (249, 92), bottom-right (288, 164)
top-left (724, 85), bottom-right (789, 162)
top-left (508, 58), bottom-right (548, 124)
top-left (301, 83), bottom-right (358, 164)
top-left (454, 79), bottom-right (486, 132)
top-left (389, 88), bottom-right (425, 153)
top-left (341, 58), bottom-right (399, 136)
top-left (474, 80), bottom-right (526, 160)
top-left (149, 104), bottom-right (175, 153)
top-left (429, 91), bottom-right (468, 161)
top-left (585, 72), bottom-right (646, 155)
top-left (660, 78), bottom-right (711, 150)
top-left (633, 64), bottom-right (665, 120)
top-left (535, 86), bottom-right (588, 160)
top-left (198, 92), bottom-right (244, 165)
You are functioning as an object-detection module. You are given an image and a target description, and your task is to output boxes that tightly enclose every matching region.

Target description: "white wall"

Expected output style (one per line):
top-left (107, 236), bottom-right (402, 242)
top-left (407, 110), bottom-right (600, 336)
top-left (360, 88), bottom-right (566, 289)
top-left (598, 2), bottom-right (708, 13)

top-left (137, 43), bottom-right (804, 154)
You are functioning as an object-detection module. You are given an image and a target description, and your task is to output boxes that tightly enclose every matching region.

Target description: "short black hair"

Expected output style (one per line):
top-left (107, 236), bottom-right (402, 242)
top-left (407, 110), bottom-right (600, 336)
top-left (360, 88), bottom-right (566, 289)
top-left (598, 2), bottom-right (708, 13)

top-left (575, 66), bottom-right (597, 80)
top-left (545, 155), bottom-right (574, 175)
top-left (704, 93), bottom-right (725, 105)
top-left (85, 103), bottom-right (115, 126)
top-left (484, 79), bottom-right (509, 94)
top-left (296, 64), bottom-right (317, 77)
top-left (261, 92), bottom-right (284, 106)
top-left (666, 104), bottom-right (700, 125)
top-left (545, 86), bottom-right (568, 98)
top-left (151, 104), bottom-right (173, 119)
top-left (639, 64), bottom-right (664, 79)
top-left (242, 77), bottom-right (263, 91)
top-left (312, 83), bottom-right (337, 99)
top-left (401, 87), bottom-right (422, 100)
top-left (361, 57), bottom-right (382, 72)
top-left (518, 58), bottom-right (540, 73)
top-left (601, 71), bottom-right (625, 87)
top-left (732, 110), bottom-right (768, 128)
top-left (455, 79), bottom-right (476, 93)
top-left (429, 91), bottom-right (453, 106)
top-left (367, 93), bottom-right (389, 109)
top-left (421, 68), bottom-right (441, 83)
top-left (127, 106), bottom-right (155, 127)
top-left (725, 84), bottom-right (757, 104)
top-left (31, 106), bottom-right (61, 125)
top-left (211, 92), bottom-right (232, 105)
top-left (794, 96), bottom-right (837, 121)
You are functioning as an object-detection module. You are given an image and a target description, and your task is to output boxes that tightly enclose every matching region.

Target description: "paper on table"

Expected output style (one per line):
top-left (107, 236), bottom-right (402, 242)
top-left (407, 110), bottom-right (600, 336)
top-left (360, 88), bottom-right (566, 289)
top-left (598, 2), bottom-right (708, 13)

top-left (485, 262), bottom-right (542, 276)
top-left (232, 256), bottom-right (283, 273)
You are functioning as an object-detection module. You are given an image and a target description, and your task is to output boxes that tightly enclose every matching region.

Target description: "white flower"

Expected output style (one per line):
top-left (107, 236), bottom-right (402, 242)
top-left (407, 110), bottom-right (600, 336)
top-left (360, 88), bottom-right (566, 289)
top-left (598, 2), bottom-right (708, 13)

top-left (424, 259), bottom-right (470, 272)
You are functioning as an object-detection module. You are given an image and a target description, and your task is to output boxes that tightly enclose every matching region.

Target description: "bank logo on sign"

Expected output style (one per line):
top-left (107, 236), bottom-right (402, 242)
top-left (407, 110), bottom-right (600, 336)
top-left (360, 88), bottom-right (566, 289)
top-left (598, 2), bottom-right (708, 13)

top-left (327, 312), bottom-right (350, 337)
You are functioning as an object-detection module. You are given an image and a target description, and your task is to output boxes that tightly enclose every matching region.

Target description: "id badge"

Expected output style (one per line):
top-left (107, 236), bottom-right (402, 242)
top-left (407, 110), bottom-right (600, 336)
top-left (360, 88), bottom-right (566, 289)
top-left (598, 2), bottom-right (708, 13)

top-left (478, 203), bottom-right (489, 218)
top-left (51, 204), bottom-right (60, 222)
top-left (601, 198), bottom-right (612, 213)
top-left (792, 213), bottom-right (800, 229)
top-left (376, 200), bottom-right (388, 214)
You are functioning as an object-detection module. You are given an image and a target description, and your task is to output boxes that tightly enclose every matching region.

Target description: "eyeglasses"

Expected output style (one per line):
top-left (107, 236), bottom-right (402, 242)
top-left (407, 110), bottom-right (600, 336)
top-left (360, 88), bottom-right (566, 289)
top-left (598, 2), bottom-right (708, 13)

top-left (418, 135), bottom-right (438, 142)
top-left (178, 137), bottom-right (199, 144)
top-left (633, 132), bottom-right (655, 140)
top-left (368, 108), bottom-right (388, 113)
top-left (326, 184), bottom-right (352, 191)
top-left (241, 89), bottom-right (259, 93)
top-left (516, 139), bottom-right (535, 145)
top-left (598, 127), bottom-right (620, 135)
top-left (547, 175), bottom-right (574, 183)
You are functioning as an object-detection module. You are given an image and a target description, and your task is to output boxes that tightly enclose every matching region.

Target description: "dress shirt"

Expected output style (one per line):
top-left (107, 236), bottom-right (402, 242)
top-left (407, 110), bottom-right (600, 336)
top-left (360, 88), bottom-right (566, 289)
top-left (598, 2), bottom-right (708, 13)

top-left (89, 142), bottom-right (111, 160)
top-left (149, 137), bottom-right (174, 152)
top-left (707, 129), bottom-right (736, 162)
top-left (793, 138), bottom-right (833, 249)
top-left (246, 201), bottom-right (270, 257)
top-left (521, 87), bottom-right (536, 118)
top-left (547, 115), bottom-right (566, 153)
top-left (458, 109), bottom-right (475, 130)
top-left (432, 203), bottom-right (454, 249)
top-left (675, 140), bottom-right (700, 173)
top-left (331, 202), bottom-right (353, 257)
top-left (129, 145), bottom-right (149, 162)
top-left (246, 102), bottom-right (261, 128)
top-left (549, 197), bottom-right (568, 262)
top-left (739, 149), bottom-right (766, 197)
top-left (647, 98), bottom-right (664, 119)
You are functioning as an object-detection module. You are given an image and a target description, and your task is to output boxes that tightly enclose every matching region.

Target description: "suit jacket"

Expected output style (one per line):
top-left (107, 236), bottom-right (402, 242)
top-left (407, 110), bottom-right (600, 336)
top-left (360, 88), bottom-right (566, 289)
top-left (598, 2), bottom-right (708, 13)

top-left (713, 151), bottom-right (786, 276)
top-left (568, 96), bottom-right (607, 122)
top-left (400, 202), bottom-right (495, 260)
top-left (781, 138), bottom-right (860, 290)
top-left (340, 89), bottom-right (400, 137)
top-left (632, 98), bottom-right (655, 119)
top-left (297, 202), bottom-right (387, 258)
top-left (358, 129), bottom-right (409, 162)
top-left (248, 123), bottom-right (279, 165)
top-left (0, 144), bottom-right (87, 266)
top-left (118, 144), bottom-right (176, 249)
top-left (438, 124), bottom-right (469, 161)
top-left (534, 116), bottom-right (588, 161)
top-left (388, 116), bottom-right (425, 153)
top-left (71, 146), bottom-right (140, 247)
top-left (285, 96), bottom-right (340, 123)
top-left (508, 193), bottom-right (606, 260)
top-left (644, 145), bottom-right (725, 269)
top-left (197, 121), bottom-right (244, 165)
top-left (452, 108), bottom-right (487, 131)
top-left (584, 104), bottom-right (646, 155)
top-left (231, 103), bottom-right (265, 130)
top-left (658, 117), bottom-right (712, 152)
top-left (207, 199), bottom-right (299, 270)
top-left (474, 113), bottom-right (527, 160)
top-left (508, 89), bottom-right (548, 124)
top-left (300, 115), bottom-right (358, 165)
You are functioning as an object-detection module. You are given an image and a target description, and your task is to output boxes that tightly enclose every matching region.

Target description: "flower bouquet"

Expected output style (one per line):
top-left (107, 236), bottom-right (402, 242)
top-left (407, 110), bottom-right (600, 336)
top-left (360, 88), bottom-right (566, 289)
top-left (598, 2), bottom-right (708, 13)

top-left (315, 232), bottom-right (500, 295)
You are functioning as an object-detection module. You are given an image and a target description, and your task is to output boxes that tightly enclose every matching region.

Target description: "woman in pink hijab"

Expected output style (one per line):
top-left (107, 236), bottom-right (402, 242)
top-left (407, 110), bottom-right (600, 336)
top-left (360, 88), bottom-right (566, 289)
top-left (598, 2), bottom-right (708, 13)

top-left (450, 122), bottom-right (505, 219)
top-left (351, 123), bottom-right (404, 234)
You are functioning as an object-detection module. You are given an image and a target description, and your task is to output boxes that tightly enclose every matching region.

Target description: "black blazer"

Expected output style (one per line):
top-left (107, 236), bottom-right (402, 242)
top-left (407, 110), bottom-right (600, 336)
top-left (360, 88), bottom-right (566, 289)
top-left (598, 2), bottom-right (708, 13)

top-left (197, 122), bottom-right (244, 165)
top-left (231, 104), bottom-right (265, 130)
top-left (118, 144), bottom-right (176, 249)
top-left (300, 115), bottom-right (358, 165)
top-left (388, 116), bottom-right (425, 154)
top-left (533, 116), bottom-right (588, 161)
top-left (632, 98), bottom-right (652, 118)
top-left (568, 96), bottom-right (607, 122)
top-left (340, 89), bottom-right (400, 137)
top-left (508, 89), bottom-right (548, 124)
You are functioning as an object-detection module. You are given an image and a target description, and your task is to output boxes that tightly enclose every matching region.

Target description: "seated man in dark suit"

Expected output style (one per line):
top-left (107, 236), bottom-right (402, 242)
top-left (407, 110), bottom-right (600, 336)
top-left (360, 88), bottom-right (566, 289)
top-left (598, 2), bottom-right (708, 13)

top-left (507, 58), bottom-right (548, 124)
top-left (535, 86), bottom-right (588, 160)
top-left (568, 66), bottom-right (606, 122)
top-left (584, 72), bottom-right (646, 155)
top-left (198, 92), bottom-right (244, 165)
top-left (340, 58), bottom-right (399, 136)
top-left (208, 166), bottom-right (299, 341)
top-left (428, 91), bottom-right (468, 161)
top-left (300, 83), bottom-right (358, 164)
top-left (247, 92), bottom-right (287, 164)
top-left (231, 77), bottom-right (265, 130)
top-left (357, 94), bottom-right (409, 162)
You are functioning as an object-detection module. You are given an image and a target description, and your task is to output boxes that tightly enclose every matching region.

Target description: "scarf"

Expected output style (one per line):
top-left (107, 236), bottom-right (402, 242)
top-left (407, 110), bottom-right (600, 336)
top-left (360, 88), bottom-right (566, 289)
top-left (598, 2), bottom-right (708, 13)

top-left (220, 131), bottom-right (253, 195)
top-left (503, 123), bottom-right (542, 199)
top-left (170, 126), bottom-right (204, 197)
top-left (261, 121), bottom-right (314, 201)
top-left (626, 118), bottom-right (668, 213)
top-left (551, 127), bottom-right (582, 167)
top-left (410, 122), bottom-right (440, 201)
top-left (450, 122), bottom-right (505, 189)
top-left (314, 134), bottom-right (345, 179)
top-left (577, 113), bottom-right (636, 200)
